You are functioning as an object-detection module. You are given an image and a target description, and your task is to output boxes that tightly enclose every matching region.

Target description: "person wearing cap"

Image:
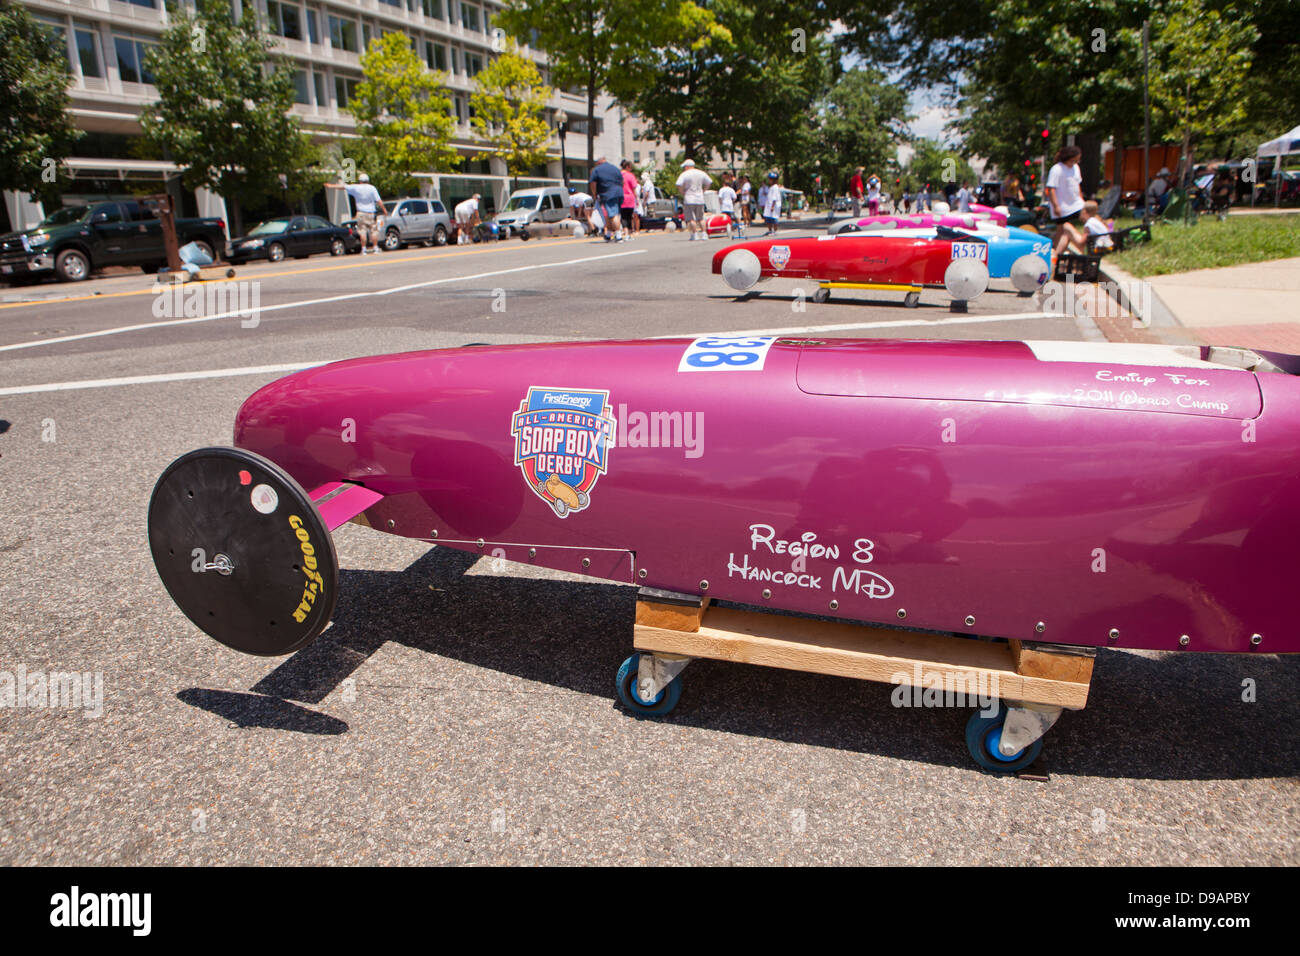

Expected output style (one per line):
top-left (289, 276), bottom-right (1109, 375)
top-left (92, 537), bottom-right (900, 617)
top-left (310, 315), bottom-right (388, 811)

top-left (675, 158), bottom-right (714, 241)
top-left (761, 171), bottom-right (782, 235)
top-left (1146, 167), bottom-right (1171, 214)
top-left (326, 172), bottom-right (385, 254)
top-left (453, 193), bottom-right (481, 244)
top-left (568, 186), bottom-right (593, 229)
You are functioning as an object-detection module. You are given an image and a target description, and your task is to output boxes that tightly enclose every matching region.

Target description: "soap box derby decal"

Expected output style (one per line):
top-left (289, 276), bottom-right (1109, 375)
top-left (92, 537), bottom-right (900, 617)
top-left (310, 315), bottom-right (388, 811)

top-left (511, 386), bottom-right (614, 517)
top-left (148, 339), bottom-right (1299, 763)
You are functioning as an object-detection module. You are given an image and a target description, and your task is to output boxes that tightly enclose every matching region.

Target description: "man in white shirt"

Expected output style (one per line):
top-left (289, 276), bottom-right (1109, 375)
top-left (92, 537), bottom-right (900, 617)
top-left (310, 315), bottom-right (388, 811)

top-left (955, 181), bottom-right (972, 212)
top-left (454, 194), bottom-right (481, 244)
top-left (675, 158), bottom-right (713, 241)
top-left (568, 189), bottom-right (593, 229)
top-left (761, 171), bottom-right (782, 235)
top-left (326, 172), bottom-right (385, 254)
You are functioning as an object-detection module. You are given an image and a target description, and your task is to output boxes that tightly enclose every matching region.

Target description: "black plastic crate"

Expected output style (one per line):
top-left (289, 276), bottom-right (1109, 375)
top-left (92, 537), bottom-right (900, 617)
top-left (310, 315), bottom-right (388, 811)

top-left (1054, 252), bottom-right (1101, 282)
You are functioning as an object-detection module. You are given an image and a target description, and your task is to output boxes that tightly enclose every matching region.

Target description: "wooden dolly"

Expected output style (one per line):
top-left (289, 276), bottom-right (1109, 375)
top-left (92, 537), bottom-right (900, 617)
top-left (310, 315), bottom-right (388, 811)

top-left (621, 589), bottom-right (1095, 774)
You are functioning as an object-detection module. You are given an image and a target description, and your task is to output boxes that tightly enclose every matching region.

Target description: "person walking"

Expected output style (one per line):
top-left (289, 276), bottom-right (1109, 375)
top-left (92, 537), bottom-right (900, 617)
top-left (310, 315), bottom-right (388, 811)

top-left (620, 160), bottom-right (639, 238)
top-left (1044, 145), bottom-right (1085, 263)
top-left (589, 155), bottom-right (626, 242)
top-left (738, 175), bottom-right (753, 231)
top-left (901, 189), bottom-right (912, 213)
top-left (955, 180), bottom-right (972, 212)
top-left (675, 158), bottom-right (713, 241)
top-left (718, 172), bottom-right (743, 239)
top-left (866, 175), bottom-right (881, 215)
top-left (849, 166), bottom-right (865, 218)
top-left (326, 172), bottom-right (385, 254)
top-left (762, 171), bottom-right (782, 235)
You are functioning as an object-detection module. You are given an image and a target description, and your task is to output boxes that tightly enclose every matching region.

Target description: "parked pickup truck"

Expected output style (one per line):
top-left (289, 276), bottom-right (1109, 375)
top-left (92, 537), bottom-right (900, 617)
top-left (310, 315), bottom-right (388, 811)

top-left (0, 200), bottom-right (228, 282)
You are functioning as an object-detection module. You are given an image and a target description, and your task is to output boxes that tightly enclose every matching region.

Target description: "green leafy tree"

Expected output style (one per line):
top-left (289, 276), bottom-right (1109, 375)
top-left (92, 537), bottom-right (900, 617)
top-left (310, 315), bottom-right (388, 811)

top-left (1149, 0), bottom-right (1256, 190)
top-left (0, 1), bottom-right (80, 204)
top-left (140, 0), bottom-right (307, 234)
top-left (905, 138), bottom-right (977, 194)
top-left (804, 67), bottom-right (910, 196)
top-left (349, 31), bottom-right (460, 191)
top-left (470, 45), bottom-right (553, 188)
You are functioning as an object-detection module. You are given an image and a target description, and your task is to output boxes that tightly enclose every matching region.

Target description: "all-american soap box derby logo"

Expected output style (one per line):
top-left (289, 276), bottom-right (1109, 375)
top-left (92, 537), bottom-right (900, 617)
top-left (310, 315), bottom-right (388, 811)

top-left (511, 386), bottom-right (615, 517)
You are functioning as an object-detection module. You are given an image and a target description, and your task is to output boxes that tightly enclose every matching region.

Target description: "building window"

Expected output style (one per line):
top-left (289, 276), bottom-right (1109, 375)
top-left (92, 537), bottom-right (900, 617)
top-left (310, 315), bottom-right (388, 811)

top-left (460, 4), bottom-right (480, 31)
top-left (631, 128), bottom-right (639, 140)
top-left (119, 0), bottom-right (157, 7)
top-left (422, 0), bottom-right (443, 19)
top-left (334, 75), bottom-right (357, 107)
top-left (424, 41), bottom-right (446, 72)
top-left (74, 25), bottom-right (103, 79)
top-left (305, 9), bottom-right (319, 43)
top-left (291, 69), bottom-right (310, 104)
top-left (465, 53), bottom-right (482, 77)
top-left (361, 22), bottom-right (372, 50)
top-left (313, 70), bottom-right (327, 106)
top-left (448, 47), bottom-right (458, 74)
top-left (379, 0), bottom-right (402, 7)
top-left (633, 151), bottom-right (640, 163)
top-left (267, 1), bottom-right (303, 41)
top-left (328, 15), bottom-right (358, 52)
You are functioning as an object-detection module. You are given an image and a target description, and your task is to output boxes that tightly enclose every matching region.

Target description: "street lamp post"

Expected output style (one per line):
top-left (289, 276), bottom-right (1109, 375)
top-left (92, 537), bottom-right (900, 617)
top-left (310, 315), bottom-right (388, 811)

top-left (556, 109), bottom-right (569, 190)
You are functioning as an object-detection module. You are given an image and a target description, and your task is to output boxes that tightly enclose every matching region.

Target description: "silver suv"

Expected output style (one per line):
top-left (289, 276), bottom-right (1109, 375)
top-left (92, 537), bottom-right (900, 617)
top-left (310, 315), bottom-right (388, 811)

top-left (381, 198), bottom-right (453, 249)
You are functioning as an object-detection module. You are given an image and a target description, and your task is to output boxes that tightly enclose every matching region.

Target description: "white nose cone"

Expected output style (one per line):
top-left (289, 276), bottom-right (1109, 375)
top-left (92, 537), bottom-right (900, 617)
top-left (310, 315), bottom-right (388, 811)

top-left (571, 221), bottom-right (585, 237)
top-left (944, 256), bottom-right (989, 300)
top-left (1010, 253), bottom-right (1048, 292)
top-left (721, 248), bottom-right (762, 291)
top-left (932, 201), bottom-right (951, 214)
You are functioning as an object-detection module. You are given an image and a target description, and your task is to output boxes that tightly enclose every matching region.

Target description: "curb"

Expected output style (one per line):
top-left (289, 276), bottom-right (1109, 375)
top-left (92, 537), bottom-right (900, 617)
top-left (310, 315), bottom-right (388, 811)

top-left (1095, 258), bottom-right (1183, 330)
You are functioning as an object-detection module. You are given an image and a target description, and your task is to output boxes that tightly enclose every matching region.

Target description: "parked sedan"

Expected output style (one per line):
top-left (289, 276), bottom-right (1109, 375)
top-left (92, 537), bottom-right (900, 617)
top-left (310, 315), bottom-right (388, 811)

top-left (228, 216), bottom-right (358, 263)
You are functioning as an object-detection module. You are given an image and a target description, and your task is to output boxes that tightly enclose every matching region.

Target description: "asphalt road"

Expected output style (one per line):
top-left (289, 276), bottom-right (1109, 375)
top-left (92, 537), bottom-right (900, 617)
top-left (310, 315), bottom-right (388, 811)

top-left (1, 227), bottom-right (1295, 865)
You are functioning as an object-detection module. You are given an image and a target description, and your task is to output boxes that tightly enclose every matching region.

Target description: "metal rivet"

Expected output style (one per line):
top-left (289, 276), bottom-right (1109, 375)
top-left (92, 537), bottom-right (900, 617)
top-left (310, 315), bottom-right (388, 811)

top-left (1108, 628), bottom-right (1120, 641)
top-left (897, 609), bottom-right (907, 619)
top-left (476, 538), bottom-right (485, 549)
top-left (1179, 634), bottom-right (1190, 647)
top-left (1035, 621), bottom-right (1046, 633)
top-left (430, 529), bottom-right (438, 538)
top-left (964, 615), bottom-right (975, 627)
top-left (1250, 633), bottom-right (1262, 646)
top-left (829, 600), bottom-right (839, 610)
top-left (387, 519), bottom-right (395, 529)
top-left (638, 568), bottom-right (647, 578)
top-left (528, 548), bottom-right (536, 558)
top-left (699, 580), bottom-right (709, 591)
top-left (581, 557), bottom-right (590, 568)
top-left (762, 589), bottom-right (772, 599)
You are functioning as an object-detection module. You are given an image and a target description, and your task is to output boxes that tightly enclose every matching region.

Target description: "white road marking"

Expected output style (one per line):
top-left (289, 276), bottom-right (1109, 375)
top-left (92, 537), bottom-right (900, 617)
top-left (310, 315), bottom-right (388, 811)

top-left (0, 362), bottom-right (329, 396)
top-left (661, 312), bottom-right (1062, 338)
top-left (0, 250), bottom-right (645, 354)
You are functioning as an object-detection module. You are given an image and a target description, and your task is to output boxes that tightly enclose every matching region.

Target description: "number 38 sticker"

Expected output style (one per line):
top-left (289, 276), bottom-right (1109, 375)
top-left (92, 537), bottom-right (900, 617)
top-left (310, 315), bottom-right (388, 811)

top-left (678, 335), bottom-right (779, 372)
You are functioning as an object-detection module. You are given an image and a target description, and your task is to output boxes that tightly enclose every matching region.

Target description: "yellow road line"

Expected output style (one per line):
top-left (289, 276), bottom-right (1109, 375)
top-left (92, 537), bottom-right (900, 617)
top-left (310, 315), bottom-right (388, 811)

top-left (0, 240), bottom-right (586, 312)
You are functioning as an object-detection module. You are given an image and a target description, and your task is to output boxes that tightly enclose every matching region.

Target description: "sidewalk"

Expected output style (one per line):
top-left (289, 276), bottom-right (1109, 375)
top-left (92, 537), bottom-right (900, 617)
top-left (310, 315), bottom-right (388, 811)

top-left (1093, 256), bottom-right (1300, 352)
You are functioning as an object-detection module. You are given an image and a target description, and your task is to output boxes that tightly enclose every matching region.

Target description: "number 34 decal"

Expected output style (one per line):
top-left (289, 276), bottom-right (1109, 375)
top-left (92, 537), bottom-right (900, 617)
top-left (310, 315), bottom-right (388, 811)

top-left (678, 335), bottom-right (779, 372)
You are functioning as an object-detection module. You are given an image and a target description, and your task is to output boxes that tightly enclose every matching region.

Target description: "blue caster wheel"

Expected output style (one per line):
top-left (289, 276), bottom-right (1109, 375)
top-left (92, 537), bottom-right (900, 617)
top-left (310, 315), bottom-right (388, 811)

top-left (616, 653), bottom-right (682, 716)
top-left (965, 705), bottom-right (1043, 773)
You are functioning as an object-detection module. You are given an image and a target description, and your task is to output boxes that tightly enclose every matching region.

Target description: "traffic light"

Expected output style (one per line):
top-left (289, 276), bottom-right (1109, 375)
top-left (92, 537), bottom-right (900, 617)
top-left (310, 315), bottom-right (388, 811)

top-left (1041, 127), bottom-right (1050, 139)
top-left (1024, 159), bottom-right (1032, 167)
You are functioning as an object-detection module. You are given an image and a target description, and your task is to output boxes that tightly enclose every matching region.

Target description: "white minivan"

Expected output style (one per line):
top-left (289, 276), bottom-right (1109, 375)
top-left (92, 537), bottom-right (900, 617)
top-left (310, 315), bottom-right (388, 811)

top-left (493, 186), bottom-right (572, 235)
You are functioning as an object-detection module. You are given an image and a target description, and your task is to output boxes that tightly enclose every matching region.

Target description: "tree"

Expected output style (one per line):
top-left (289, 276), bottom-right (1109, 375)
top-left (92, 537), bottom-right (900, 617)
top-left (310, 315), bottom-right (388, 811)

top-left (804, 67), bottom-right (910, 196)
top-left (1149, 0), bottom-right (1256, 191)
top-left (0, 1), bottom-right (80, 203)
top-left (470, 45), bottom-right (553, 188)
top-left (141, 0), bottom-right (307, 234)
top-left (905, 138), bottom-right (977, 194)
top-left (349, 31), bottom-right (460, 192)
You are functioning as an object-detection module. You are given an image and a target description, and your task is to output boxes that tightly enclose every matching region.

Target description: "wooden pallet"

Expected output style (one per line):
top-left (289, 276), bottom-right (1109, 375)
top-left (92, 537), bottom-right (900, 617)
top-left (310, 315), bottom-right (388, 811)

top-left (634, 597), bottom-right (1094, 710)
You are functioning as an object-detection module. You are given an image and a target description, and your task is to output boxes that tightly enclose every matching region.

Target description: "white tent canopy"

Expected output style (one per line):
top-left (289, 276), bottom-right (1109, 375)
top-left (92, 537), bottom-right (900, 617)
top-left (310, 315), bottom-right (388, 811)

top-left (1258, 124), bottom-right (1300, 157)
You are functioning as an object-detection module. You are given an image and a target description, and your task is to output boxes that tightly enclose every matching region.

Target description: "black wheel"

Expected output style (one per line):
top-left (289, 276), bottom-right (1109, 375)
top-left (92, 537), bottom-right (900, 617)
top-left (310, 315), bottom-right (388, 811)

top-left (266, 242), bottom-right (286, 262)
top-left (141, 263), bottom-right (161, 274)
top-left (904, 291), bottom-right (920, 308)
top-left (383, 228), bottom-right (402, 251)
top-left (147, 447), bottom-right (338, 656)
top-left (190, 239), bottom-right (216, 262)
top-left (329, 237), bottom-right (346, 256)
top-left (433, 225), bottom-right (448, 246)
top-left (55, 248), bottom-right (90, 282)
top-left (965, 705), bottom-right (1043, 774)
top-left (812, 287), bottom-right (830, 303)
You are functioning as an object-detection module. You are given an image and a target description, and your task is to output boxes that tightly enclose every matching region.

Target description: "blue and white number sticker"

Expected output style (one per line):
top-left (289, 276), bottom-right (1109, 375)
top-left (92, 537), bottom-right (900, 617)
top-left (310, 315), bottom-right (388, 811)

top-left (678, 335), bottom-right (779, 372)
top-left (951, 242), bottom-right (987, 261)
